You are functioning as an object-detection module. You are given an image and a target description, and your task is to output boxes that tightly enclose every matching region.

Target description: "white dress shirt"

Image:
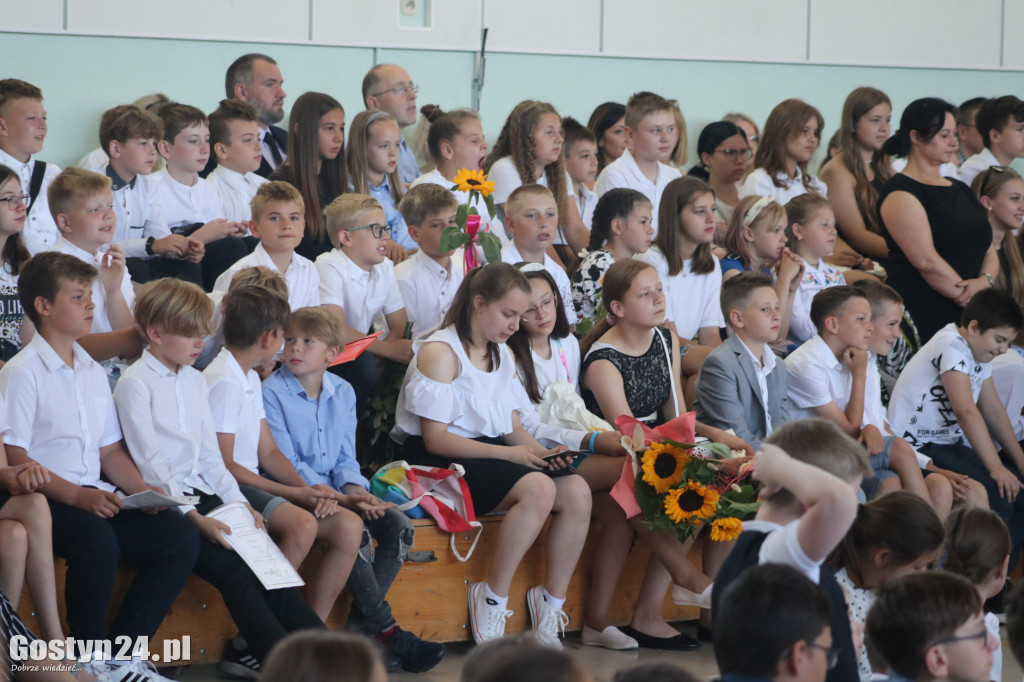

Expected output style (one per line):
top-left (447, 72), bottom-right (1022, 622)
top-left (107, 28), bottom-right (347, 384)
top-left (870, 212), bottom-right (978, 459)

top-left (0, 148), bottom-right (62, 254)
top-left (784, 334), bottom-right (856, 422)
top-left (738, 167), bottom-right (829, 205)
top-left (394, 250), bottom-right (465, 339)
top-left (743, 339), bottom-right (777, 433)
top-left (637, 246), bottom-right (724, 339)
top-left (501, 242), bottom-right (577, 324)
top-left (108, 167), bottom-right (171, 258)
top-left (50, 237), bottom-right (135, 335)
top-left (957, 147), bottom-right (1000, 187)
top-left (213, 242), bottom-right (320, 311)
top-left (206, 165), bottom-right (268, 223)
top-left (316, 248), bottom-right (404, 335)
top-left (115, 351), bottom-right (247, 515)
top-left (152, 169), bottom-right (226, 232)
top-left (593, 150), bottom-right (681, 236)
top-left (204, 347), bottom-right (264, 475)
top-left (0, 334), bottom-right (121, 491)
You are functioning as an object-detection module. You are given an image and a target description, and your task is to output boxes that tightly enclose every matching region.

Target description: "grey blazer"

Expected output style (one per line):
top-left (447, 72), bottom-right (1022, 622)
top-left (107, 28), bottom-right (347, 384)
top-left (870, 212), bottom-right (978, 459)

top-left (694, 334), bottom-right (790, 449)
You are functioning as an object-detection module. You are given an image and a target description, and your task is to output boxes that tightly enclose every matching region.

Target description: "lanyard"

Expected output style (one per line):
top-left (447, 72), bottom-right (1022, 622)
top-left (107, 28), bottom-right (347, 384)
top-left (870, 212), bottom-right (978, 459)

top-left (554, 338), bottom-right (571, 383)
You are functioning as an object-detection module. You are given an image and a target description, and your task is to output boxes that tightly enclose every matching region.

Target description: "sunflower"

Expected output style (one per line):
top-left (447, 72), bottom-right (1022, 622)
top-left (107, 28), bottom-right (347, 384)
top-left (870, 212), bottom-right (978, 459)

top-left (664, 482), bottom-right (720, 523)
top-left (710, 517), bottom-right (743, 542)
top-left (452, 168), bottom-right (497, 197)
top-left (641, 442), bottom-right (689, 493)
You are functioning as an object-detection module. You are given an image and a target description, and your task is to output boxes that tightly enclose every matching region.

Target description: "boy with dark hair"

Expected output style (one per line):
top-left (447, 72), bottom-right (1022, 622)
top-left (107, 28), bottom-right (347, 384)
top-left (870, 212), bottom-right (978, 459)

top-left (695, 272), bottom-right (790, 450)
top-left (867, 572), bottom-right (996, 682)
top-left (711, 419), bottom-right (871, 682)
top-left (715, 563), bottom-right (833, 682)
top-left (562, 116), bottom-right (599, 229)
top-left (0, 252), bottom-right (199, 682)
top-left (0, 78), bottom-right (62, 253)
top-left (99, 104), bottom-right (204, 284)
top-left (958, 95), bottom-right (1024, 185)
top-left (206, 99), bottom-right (268, 222)
top-left (889, 288), bottom-right (1024, 563)
top-left (152, 102), bottom-right (251, 290)
top-left (956, 97), bottom-right (988, 164)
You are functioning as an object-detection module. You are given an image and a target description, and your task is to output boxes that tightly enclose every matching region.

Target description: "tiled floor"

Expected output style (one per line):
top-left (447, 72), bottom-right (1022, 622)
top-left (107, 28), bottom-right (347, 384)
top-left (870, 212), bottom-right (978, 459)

top-left (175, 623), bottom-right (1023, 682)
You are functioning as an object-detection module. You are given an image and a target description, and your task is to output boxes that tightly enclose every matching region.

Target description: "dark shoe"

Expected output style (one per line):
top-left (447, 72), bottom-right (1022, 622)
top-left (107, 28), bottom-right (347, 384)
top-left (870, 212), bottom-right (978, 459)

top-left (387, 626), bottom-right (447, 672)
top-left (219, 640), bottom-right (260, 679)
top-left (383, 651), bottom-right (402, 673)
top-left (620, 626), bottom-right (700, 651)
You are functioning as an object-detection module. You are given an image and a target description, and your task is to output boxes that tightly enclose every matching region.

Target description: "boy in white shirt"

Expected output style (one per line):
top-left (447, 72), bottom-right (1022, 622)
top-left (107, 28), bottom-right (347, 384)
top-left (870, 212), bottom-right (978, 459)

top-left (711, 419), bottom-right (870, 682)
top-left (317, 193), bottom-right (412, 408)
top-left (99, 104), bottom-right (204, 285)
top-left (204, 284), bottom-right (364, 649)
top-left (785, 286), bottom-right (949, 516)
top-left (0, 79), bottom-right (62, 254)
top-left (394, 184), bottom-right (463, 339)
top-left (500, 184), bottom-right (577, 324)
top-left (152, 102), bottom-right (252, 290)
top-left (213, 181), bottom-right (320, 310)
top-left (958, 95), bottom-right (1024, 186)
top-left (114, 277), bottom-right (326, 677)
top-left (205, 99), bottom-right (268, 223)
top-left (888, 288), bottom-right (1024, 562)
top-left (562, 117), bottom-right (598, 230)
top-left (0, 252), bottom-right (198, 682)
top-left (593, 92), bottom-right (682, 236)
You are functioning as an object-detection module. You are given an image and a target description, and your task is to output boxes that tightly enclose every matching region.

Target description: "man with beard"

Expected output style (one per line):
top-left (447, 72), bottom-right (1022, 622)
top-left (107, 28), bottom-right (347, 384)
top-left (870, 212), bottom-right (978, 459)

top-left (212, 54), bottom-right (287, 179)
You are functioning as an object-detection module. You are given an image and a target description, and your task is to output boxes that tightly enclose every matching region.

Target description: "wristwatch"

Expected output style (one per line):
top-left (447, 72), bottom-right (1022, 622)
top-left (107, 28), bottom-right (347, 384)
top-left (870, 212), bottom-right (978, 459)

top-left (145, 236), bottom-right (156, 256)
top-left (982, 272), bottom-right (996, 288)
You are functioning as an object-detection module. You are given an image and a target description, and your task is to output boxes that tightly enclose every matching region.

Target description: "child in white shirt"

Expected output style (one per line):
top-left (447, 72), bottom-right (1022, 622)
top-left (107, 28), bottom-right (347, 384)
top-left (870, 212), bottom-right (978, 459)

top-left (738, 99), bottom-right (829, 204)
top-left (561, 117), bottom-right (599, 230)
top-left (205, 99), bottom-right (268, 223)
top-left (785, 193), bottom-right (846, 344)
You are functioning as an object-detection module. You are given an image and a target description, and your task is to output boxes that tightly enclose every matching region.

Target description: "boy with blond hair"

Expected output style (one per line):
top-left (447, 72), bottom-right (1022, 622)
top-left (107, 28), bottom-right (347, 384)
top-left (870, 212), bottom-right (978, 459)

top-left (593, 92), bottom-right (682, 236)
top-left (213, 181), bottom-right (319, 310)
top-left (317, 193), bottom-right (411, 406)
top-left (152, 102), bottom-right (251, 290)
top-left (205, 99), bottom-right (268, 223)
top-left (263, 307), bottom-right (446, 672)
top-left (205, 285), bottom-right (363, 672)
top-left (0, 252), bottom-right (198, 682)
top-left (114, 277), bottom-right (325, 676)
top-left (0, 78), bottom-right (62, 254)
top-left (99, 104), bottom-right (204, 284)
top-left (500, 184), bottom-right (576, 323)
top-left (394, 183), bottom-right (463, 338)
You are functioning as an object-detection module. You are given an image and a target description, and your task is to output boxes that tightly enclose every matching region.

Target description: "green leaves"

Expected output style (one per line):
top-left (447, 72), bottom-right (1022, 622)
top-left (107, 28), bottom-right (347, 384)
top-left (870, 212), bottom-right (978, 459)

top-left (441, 225), bottom-right (469, 252)
top-left (479, 232), bottom-right (502, 264)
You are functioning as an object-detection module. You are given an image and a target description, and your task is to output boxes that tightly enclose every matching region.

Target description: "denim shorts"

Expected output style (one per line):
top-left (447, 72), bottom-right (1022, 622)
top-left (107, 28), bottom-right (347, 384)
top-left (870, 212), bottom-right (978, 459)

top-left (861, 435), bottom-right (899, 500)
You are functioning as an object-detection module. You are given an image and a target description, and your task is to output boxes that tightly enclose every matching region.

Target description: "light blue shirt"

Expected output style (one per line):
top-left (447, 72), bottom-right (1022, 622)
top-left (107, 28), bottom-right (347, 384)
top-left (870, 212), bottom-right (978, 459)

top-left (398, 136), bottom-right (419, 186)
top-left (262, 366), bottom-right (369, 491)
top-left (369, 176), bottom-right (415, 250)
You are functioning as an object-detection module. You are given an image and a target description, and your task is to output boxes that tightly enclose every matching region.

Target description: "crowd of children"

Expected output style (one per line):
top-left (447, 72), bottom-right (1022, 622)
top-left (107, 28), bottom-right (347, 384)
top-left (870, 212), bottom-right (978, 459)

top-left (4, 52), bottom-right (1024, 682)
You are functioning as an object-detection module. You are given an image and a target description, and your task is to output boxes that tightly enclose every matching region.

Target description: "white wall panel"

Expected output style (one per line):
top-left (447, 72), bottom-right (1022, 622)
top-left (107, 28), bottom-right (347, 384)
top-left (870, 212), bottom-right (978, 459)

top-left (312, 0), bottom-right (481, 51)
top-left (485, 0), bottom-right (599, 54)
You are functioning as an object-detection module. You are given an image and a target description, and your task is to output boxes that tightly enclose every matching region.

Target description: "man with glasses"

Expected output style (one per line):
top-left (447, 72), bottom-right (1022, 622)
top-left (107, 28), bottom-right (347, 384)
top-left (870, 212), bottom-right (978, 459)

top-left (715, 563), bottom-right (835, 682)
top-left (362, 64), bottom-right (421, 185)
top-left (867, 572), bottom-right (997, 682)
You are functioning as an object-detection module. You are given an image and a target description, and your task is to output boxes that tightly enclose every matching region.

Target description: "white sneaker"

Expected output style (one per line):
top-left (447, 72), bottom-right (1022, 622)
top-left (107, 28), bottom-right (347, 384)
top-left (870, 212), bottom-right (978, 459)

top-left (93, 659), bottom-right (176, 682)
top-left (527, 586), bottom-right (570, 649)
top-left (468, 582), bottom-right (513, 644)
top-left (672, 583), bottom-right (713, 609)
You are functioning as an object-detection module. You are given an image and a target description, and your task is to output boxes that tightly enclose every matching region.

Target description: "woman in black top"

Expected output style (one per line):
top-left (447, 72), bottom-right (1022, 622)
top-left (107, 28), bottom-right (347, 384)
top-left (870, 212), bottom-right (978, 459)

top-left (878, 98), bottom-right (997, 340)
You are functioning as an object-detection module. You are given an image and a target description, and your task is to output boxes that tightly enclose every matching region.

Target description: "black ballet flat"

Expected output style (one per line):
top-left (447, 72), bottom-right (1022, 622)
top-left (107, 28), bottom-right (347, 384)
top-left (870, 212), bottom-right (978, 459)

top-left (619, 626), bottom-right (700, 651)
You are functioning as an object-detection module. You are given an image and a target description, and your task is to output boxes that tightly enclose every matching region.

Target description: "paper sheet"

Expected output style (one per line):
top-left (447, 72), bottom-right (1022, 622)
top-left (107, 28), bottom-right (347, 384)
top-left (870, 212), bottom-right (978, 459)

top-left (206, 502), bottom-right (304, 590)
top-left (118, 490), bottom-right (200, 510)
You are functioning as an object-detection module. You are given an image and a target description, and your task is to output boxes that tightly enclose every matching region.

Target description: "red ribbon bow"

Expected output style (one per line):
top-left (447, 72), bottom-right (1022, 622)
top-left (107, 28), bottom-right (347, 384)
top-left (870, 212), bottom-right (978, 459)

top-left (614, 411), bottom-right (696, 448)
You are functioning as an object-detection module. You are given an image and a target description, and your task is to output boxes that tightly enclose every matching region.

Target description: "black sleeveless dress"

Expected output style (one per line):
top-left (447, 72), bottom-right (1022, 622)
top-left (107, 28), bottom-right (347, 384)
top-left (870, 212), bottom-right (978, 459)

top-left (581, 327), bottom-right (674, 426)
top-left (878, 174), bottom-right (991, 340)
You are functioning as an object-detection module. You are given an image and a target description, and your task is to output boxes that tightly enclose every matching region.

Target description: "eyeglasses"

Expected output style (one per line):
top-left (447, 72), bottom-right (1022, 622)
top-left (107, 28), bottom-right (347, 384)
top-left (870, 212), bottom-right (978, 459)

top-left (978, 165), bottom-right (1016, 197)
top-left (346, 223), bottom-right (392, 239)
top-left (804, 640), bottom-right (840, 670)
top-left (929, 628), bottom-right (990, 650)
top-left (0, 193), bottom-right (29, 209)
top-left (373, 83), bottom-right (419, 98)
top-left (716, 147), bottom-right (753, 160)
top-left (522, 296), bottom-right (556, 321)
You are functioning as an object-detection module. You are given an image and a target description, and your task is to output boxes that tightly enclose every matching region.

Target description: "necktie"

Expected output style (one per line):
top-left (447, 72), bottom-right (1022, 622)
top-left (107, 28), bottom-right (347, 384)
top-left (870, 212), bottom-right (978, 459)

top-left (264, 131), bottom-right (283, 166)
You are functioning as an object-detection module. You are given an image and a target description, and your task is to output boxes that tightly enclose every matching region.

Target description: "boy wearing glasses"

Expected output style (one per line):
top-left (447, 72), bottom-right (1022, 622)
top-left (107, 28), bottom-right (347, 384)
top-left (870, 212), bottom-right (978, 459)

top-left (317, 193), bottom-right (412, 407)
top-left (362, 64), bottom-right (421, 185)
top-left (212, 181), bottom-right (320, 311)
top-left (867, 572), bottom-right (996, 682)
top-left (715, 563), bottom-right (835, 682)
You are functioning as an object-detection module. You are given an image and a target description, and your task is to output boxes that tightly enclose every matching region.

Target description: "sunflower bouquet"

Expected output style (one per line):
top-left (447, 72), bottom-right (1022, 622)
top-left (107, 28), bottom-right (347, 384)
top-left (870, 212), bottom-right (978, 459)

top-left (634, 439), bottom-right (759, 544)
top-left (440, 168), bottom-right (503, 269)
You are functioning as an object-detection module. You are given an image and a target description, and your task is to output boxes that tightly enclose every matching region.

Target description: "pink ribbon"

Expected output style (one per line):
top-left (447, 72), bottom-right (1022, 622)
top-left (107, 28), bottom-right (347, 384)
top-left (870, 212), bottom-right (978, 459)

top-left (464, 214), bottom-right (481, 271)
top-left (614, 411), bottom-right (696, 446)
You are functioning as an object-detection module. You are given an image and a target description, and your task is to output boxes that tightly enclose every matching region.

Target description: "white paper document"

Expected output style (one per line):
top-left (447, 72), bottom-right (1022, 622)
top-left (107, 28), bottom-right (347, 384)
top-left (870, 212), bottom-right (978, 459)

top-left (119, 490), bottom-right (200, 510)
top-left (206, 502), bottom-right (304, 590)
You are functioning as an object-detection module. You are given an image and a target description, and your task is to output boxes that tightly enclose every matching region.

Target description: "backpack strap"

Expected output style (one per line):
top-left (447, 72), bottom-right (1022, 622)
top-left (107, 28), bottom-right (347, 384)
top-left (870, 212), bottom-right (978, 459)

top-left (26, 161), bottom-right (46, 213)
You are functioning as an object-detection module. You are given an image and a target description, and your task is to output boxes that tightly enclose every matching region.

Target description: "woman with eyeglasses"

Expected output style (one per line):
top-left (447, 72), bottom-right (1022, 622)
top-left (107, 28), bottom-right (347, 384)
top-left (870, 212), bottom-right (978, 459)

top-left (0, 164), bottom-right (34, 363)
top-left (878, 97), bottom-right (997, 341)
top-left (722, 112), bottom-right (760, 175)
top-left (687, 121), bottom-right (750, 232)
top-left (820, 88), bottom-right (895, 264)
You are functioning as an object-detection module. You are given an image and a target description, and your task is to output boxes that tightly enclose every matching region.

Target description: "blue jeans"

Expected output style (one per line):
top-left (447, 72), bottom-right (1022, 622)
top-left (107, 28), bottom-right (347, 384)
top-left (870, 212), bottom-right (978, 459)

top-left (347, 504), bottom-right (415, 633)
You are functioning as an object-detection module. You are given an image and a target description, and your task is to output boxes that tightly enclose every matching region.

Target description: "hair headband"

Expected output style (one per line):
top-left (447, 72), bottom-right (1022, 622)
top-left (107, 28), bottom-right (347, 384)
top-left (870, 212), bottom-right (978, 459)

top-left (365, 110), bottom-right (391, 127)
top-left (743, 196), bottom-right (776, 227)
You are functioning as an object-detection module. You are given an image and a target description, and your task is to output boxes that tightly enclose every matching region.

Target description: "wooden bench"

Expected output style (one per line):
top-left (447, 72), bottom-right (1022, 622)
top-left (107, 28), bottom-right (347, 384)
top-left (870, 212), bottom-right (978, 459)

top-left (18, 517), bottom-right (702, 666)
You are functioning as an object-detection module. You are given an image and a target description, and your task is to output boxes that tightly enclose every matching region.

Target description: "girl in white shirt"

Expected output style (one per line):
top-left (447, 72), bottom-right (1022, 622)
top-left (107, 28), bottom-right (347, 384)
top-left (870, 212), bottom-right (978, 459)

top-left (786, 193), bottom-right (846, 344)
top-left (0, 166), bottom-right (33, 362)
top-left (392, 262), bottom-right (591, 649)
top-left (483, 101), bottom-right (589, 260)
top-left (739, 99), bottom-right (828, 204)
